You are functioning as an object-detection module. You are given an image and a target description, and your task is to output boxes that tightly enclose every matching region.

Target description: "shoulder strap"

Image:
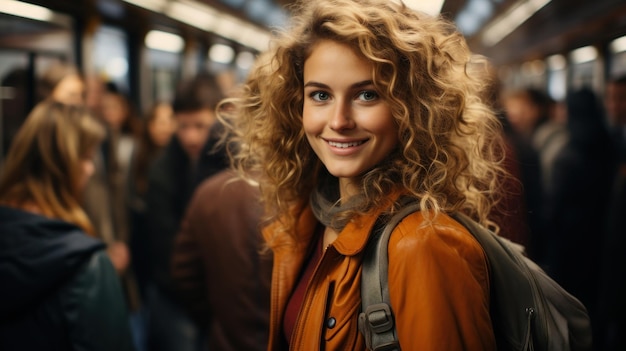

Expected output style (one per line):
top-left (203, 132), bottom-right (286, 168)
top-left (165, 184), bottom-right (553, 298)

top-left (358, 203), bottom-right (420, 351)
top-left (359, 205), bottom-right (592, 351)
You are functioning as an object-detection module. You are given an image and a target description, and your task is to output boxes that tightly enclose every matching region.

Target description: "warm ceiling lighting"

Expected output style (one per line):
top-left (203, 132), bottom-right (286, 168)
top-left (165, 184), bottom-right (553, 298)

top-left (166, 0), bottom-right (217, 32)
top-left (122, 0), bottom-right (167, 13)
top-left (209, 43), bottom-right (235, 64)
top-left (145, 30), bottom-right (185, 53)
top-left (402, 0), bottom-right (445, 16)
top-left (610, 35), bottom-right (626, 54)
top-left (124, 0), bottom-right (271, 52)
top-left (569, 46), bottom-right (598, 64)
top-left (481, 0), bottom-right (552, 47)
top-left (236, 51), bottom-right (256, 70)
top-left (0, 0), bottom-right (71, 26)
top-left (547, 54), bottom-right (566, 71)
top-left (0, 0), bottom-right (53, 21)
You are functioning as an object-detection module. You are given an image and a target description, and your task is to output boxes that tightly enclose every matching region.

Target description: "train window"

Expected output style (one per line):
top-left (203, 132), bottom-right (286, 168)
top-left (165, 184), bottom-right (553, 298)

top-left (520, 59), bottom-right (546, 88)
top-left (547, 54), bottom-right (567, 101)
top-left (93, 25), bottom-right (130, 93)
top-left (0, 52), bottom-right (29, 162)
top-left (0, 2), bottom-right (74, 163)
top-left (0, 3), bottom-right (73, 54)
top-left (569, 45), bottom-right (602, 92)
top-left (146, 42), bottom-right (182, 105)
top-left (235, 51), bottom-right (256, 81)
top-left (609, 35), bottom-right (626, 77)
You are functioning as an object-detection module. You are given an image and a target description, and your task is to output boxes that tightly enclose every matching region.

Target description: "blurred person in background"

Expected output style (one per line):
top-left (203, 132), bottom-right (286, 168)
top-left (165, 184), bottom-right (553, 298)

top-left (501, 88), bottom-right (562, 261)
top-left (144, 73), bottom-right (228, 351)
top-left (37, 61), bottom-right (85, 106)
top-left (84, 82), bottom-right (139, 277)
top-left (0, 100), bottom-right (134, 351)
top-left (171, 169), bottom-right (272, 351)
top-left (84, 82), bottom-right (145, 349)
top-left (502, 88), bottom-right (569, 195)
top-left (605, 75), bottom-right (626, 161)
top-left (127, 101), bottom-right (176, 351)
top-left (544, 88), bottom-right (615, 347)
top-left (129, 101), bottom-right (176, 297)
top-left (597, 75), bottom-right (626, 351)
top-left (477, 64), bottom-right (533, 248)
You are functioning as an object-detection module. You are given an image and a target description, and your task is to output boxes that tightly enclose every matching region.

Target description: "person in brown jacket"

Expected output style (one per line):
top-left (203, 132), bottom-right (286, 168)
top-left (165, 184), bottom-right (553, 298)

top-left (170, 170), bottom-right (272, 351)
top-left (218, 0), bottom-right (509, 350)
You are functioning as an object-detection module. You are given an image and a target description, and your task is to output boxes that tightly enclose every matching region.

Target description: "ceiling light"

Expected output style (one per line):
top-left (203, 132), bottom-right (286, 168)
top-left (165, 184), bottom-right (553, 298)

top-left (393, 0), bottom-right (445, 16)
top-left (122, 0), bottom-right (167, 13)
top-left (482, 0), bottom-right (552, 47)
top-left (166, 0), bottom-right (217, 32)
top-left (0, 0), bottom-right (53, 21)
top-left (0, 0), bottom-right (71, 26)
top-left (569, 46), bottom-right (598, 64)
top-left (236, 51), bottom-right (256, 70)
top-left (547, 54), bottom-right (566, 70)
top-left (610, 35), bottom-right (626, 54)
top-left (164, 0), bottom-right (271, 52)
top-left (145, 30), bottom-right (185, 53)
top-left (209, 43), bottom-right (235, 64)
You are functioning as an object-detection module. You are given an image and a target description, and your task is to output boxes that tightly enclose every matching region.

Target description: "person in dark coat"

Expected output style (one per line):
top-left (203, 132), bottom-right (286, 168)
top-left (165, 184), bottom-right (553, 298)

top-left (596, 75), bottom-right (626, 351)
top-left (171, 169), bottom-right (272, 351)
top-left (143, 73), bottom-right (228, 351)
top-left (544, 88), bottom-right (616, 346)
top-left (0, 100), bottom-right (134, 351)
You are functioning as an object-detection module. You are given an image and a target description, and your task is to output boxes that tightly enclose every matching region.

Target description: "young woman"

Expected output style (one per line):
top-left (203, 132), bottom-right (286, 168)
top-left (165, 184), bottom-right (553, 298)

top-left (0, 100), bottom-right (135, 351)
top-left (38, 61), bottom-right (85, 106)
top-left (221, 0), bottom-right (508, 350)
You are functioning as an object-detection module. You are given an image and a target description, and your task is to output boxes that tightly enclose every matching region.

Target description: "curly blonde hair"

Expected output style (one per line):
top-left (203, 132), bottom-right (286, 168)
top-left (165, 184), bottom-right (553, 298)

top-left (220, 0), bottom-right (507, 238)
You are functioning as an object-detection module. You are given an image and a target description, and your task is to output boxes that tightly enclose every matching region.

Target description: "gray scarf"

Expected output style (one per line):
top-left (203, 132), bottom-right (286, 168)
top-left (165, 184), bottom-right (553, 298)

top-left (309, 177), bottom-right (364, 232)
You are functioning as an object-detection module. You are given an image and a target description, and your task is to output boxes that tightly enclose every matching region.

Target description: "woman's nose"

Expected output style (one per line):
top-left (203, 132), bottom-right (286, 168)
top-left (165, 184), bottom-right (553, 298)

top-left (329, 100), bottom-right (355, 131)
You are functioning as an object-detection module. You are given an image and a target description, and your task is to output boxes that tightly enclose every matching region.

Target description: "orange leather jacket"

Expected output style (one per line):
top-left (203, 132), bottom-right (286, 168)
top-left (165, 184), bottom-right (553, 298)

top-left (264, 202), bottom-right (496, 350)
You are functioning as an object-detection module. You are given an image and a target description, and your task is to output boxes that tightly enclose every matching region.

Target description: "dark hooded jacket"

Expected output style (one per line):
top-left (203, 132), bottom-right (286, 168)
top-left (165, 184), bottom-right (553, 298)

top-left (0, 206), bottom-right (135, 351)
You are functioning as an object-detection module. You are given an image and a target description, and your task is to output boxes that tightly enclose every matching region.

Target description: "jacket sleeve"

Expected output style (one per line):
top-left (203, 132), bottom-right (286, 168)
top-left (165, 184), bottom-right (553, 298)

top-left (387, 214), bottom-right (496, 351)
top-left (60, 250), bottom-right (135, 351)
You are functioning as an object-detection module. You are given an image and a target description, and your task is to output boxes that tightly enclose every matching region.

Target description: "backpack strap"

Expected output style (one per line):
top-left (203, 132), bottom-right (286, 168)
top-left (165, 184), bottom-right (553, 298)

top-left (358, 202), bottom-right (421, 351)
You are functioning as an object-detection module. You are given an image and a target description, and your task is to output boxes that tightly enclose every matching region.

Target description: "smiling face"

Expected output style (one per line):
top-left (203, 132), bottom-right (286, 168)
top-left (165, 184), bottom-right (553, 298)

top-left (303, 40), bottom-right (398, 198)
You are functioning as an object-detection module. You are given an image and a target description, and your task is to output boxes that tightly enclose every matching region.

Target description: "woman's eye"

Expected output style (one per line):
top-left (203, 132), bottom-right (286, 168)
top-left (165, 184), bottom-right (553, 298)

top-left (310, 91), bottom-right (330, 101)
top-left (358, 90), bottom-right (378, 101)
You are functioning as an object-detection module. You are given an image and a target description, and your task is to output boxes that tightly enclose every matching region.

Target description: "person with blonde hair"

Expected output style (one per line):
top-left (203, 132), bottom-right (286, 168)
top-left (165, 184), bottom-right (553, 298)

top-left (220, 0), bottom-right (507, 349)
top-left (38, 61), bottom-right (85, 106)
top-left (0, 100), bottom-right (134, 351)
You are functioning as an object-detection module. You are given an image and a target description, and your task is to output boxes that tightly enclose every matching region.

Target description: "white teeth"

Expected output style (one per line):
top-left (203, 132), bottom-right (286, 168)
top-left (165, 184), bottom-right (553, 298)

top-left (328, 141), bottom-right (364, 148)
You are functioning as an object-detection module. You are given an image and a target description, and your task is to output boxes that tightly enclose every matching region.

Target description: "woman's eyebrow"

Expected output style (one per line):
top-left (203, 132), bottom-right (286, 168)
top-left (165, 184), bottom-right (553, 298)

top-left (303, 80), bottom-right (374, 89)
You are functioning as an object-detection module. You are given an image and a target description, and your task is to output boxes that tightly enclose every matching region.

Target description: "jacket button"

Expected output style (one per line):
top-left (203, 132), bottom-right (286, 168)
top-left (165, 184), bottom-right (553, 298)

top-left (326, 317), bottom-right (336, 329)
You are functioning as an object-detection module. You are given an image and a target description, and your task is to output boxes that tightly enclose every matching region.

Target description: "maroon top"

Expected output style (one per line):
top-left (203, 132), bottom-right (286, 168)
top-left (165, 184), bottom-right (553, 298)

top-left (283, 228), bottom-right (324, 345)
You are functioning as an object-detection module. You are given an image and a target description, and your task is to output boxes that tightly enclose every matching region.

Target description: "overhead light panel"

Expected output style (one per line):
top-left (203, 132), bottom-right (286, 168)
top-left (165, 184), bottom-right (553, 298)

top-left (0, 0), bottom-right (71, 26)
top-left (569, 46), bottom-right (598, 64)
top-left (165, 0), bottom-right (271, 52)
top-left (547, 54), bottom-right (566, 71)
top-left (610, 35), bottom-right (626, 54)
top-left (236, 51), bottom-right (256, 70)
top-left (481, 0), bottom-right (552, 47)
top-left (403, 0), bottom-right (445, 16)
top-left (390, 0), bottom-right (445, 16)
top-left (209, 43), bottom-right (235, 64)
top-left (0, 0), bottom-right (53, 21)
top-left (145, 30), bottom-right (185, 53)
top-left (126, 0), bottom-right (272, 52)
top-left (122, 0), bottom-right (168, 13)
top-left (166, 0), bottom-right (218, 32)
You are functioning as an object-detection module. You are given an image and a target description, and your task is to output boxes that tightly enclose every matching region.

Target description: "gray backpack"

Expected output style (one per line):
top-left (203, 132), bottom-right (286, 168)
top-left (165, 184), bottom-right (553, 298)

top-left (358, 202), bottom-right (593, 351)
